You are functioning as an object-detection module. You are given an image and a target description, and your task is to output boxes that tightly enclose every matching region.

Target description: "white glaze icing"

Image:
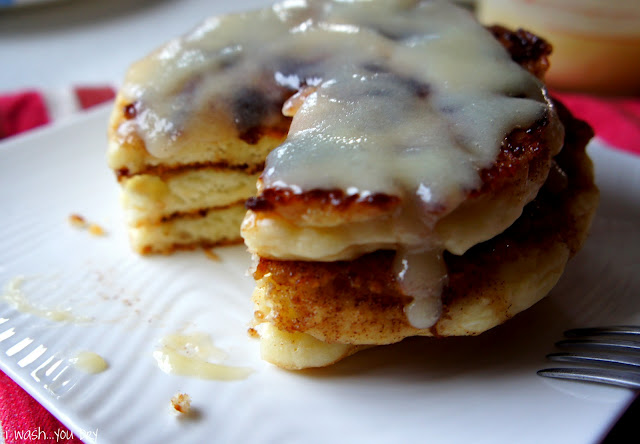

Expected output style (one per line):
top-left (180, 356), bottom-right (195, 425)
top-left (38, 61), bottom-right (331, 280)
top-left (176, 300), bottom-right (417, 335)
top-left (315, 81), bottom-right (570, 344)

top-left (69, 351), bottom-right (109, 374)
top-left (152, 332), bottom-right (253, 381)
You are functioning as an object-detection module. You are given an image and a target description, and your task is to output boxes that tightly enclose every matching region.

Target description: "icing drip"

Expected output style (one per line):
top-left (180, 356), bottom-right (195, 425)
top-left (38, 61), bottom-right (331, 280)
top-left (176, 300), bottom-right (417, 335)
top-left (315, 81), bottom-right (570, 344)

top-left (393, 249), bottom-right (447, 329)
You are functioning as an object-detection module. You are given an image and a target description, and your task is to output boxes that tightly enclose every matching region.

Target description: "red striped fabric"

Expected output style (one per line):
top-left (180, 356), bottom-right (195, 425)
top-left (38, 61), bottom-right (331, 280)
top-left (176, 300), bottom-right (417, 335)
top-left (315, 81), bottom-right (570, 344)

top-left (0, 90), bottom-right (50, 139)
top-left (74, 86), bottom-right (117, 110)
top-left (0, 86), bottom-right (115, 140)
top-left (1, 87), bottom-right (638, 155)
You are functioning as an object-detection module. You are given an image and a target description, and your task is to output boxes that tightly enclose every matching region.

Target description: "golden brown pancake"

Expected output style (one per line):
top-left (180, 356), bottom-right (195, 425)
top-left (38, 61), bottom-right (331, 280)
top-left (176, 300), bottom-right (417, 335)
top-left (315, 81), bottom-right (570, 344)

top-left (250, 101), bottom-right (597, 369)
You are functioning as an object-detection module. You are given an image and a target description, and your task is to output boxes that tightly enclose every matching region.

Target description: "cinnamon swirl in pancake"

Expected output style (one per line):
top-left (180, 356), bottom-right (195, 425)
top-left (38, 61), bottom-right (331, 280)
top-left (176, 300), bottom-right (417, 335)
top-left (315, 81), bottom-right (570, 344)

top-left (108, 0), bottom-right (598, 368)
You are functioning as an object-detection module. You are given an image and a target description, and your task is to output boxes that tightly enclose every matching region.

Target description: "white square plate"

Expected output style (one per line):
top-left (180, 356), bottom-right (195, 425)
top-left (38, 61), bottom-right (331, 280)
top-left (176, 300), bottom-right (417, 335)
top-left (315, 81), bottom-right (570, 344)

top-left (0, 104), bottom-right (638, 444)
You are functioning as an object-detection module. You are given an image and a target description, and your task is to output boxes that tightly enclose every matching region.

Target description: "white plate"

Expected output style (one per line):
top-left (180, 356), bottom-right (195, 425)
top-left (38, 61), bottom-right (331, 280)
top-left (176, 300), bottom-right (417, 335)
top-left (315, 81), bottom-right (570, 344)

top-left (0, 104), bottom-right (639, 444)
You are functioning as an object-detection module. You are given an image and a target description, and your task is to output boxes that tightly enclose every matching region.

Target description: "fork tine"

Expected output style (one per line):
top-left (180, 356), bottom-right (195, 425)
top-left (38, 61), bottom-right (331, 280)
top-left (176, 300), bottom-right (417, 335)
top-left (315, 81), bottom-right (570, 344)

top-left (547, 352), bottom-right (640, 369)
top-left (556, 338), bottom-right (640, 352)
top-left (565, 326), bottom-right (640, 338)
top-left (537, 367), bottom-right (640, 390)
top-left (539, 326), bottom-right (640, 389)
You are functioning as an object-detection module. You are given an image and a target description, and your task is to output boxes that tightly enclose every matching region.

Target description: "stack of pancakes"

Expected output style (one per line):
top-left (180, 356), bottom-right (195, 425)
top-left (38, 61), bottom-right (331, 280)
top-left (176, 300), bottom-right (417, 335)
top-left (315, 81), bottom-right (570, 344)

top-left (108, 0), bottom-right (598, 369)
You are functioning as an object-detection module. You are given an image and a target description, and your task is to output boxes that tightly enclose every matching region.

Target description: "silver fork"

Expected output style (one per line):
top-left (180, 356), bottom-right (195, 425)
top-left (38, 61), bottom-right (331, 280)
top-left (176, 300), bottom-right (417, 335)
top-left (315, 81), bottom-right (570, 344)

top-left (538, 326), bottom-right (640, 389)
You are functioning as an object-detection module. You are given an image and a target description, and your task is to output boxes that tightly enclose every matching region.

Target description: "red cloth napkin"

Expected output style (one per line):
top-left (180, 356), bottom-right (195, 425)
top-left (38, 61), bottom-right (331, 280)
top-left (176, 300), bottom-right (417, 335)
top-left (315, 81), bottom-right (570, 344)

top-left (0, 372), bottom-right (84, 444)
top-left (0, 86), bottom-right (638, 443)
top-left (0, 91), bottom-right (49, 139)
top-left (552, 91), bottom-right (640, 156)
top-left (0, 86), bottom-right (115, 444)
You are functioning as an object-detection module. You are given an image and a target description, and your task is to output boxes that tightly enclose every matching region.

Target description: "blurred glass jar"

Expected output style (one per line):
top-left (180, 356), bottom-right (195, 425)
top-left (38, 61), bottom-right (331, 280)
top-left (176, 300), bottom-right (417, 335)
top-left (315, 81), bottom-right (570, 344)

top-left (477, 0), bottom-right (640, 95)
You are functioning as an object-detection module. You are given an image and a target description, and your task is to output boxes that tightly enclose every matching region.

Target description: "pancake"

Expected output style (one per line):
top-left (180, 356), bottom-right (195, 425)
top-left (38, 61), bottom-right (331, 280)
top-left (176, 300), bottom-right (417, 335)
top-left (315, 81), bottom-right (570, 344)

top-left (250, 101), bottom-right (598, 369)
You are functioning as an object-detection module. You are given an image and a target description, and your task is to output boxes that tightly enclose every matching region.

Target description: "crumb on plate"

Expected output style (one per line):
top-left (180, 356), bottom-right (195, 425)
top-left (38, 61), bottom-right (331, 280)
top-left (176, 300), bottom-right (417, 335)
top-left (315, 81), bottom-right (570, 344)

top-left (68, 214), bottom-right (87, 228)
top-left (68, 213), bottom-right (107, 236)
top-left (171, 392), bottom-right (192, 415)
